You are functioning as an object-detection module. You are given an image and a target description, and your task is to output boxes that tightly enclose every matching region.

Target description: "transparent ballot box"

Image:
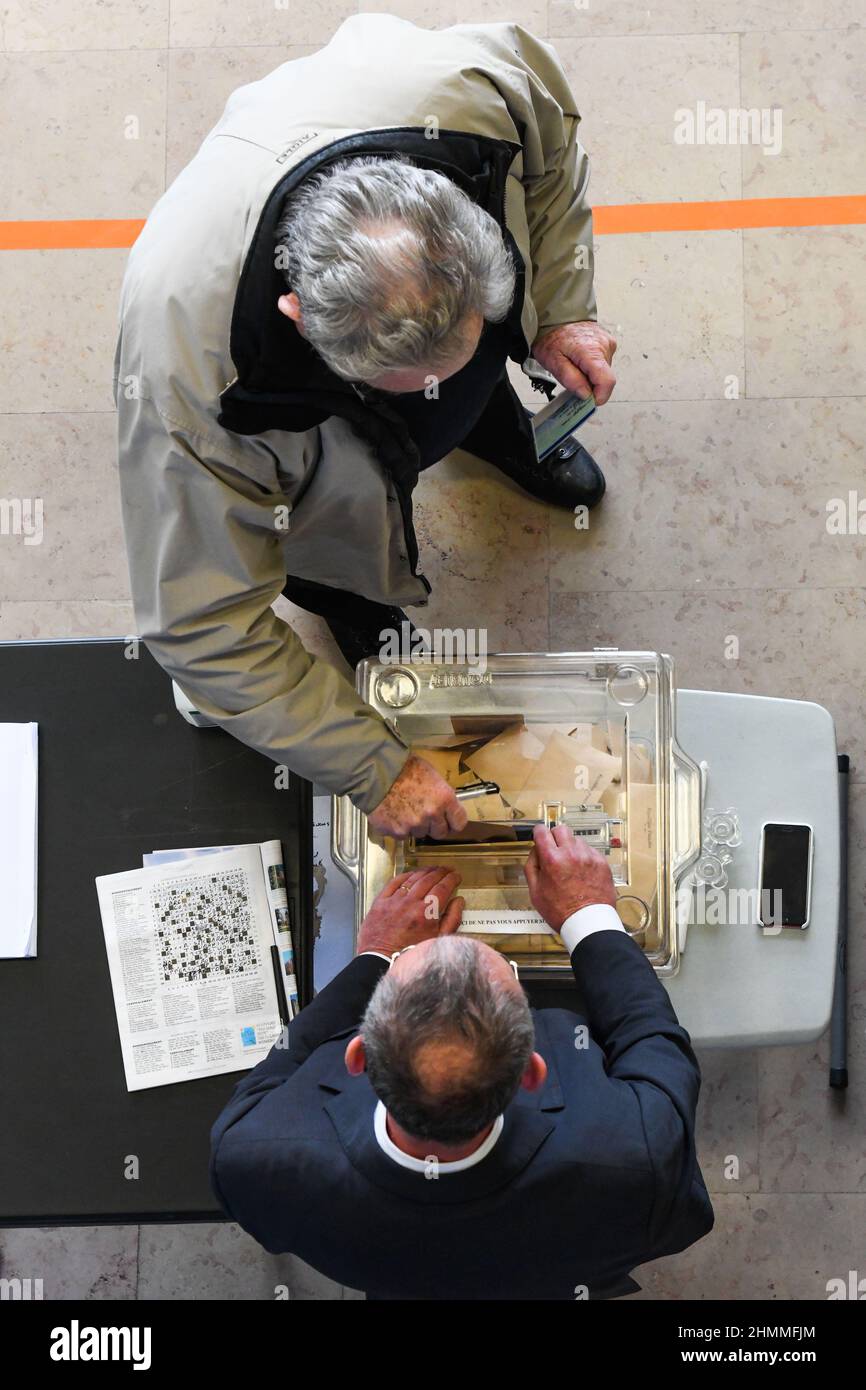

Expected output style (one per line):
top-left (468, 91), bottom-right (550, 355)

top-left (332, 652), bottom-right (703, 977)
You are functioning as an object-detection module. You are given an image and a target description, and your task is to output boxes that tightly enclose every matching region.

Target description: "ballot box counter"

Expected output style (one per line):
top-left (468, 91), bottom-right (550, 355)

top-left (0, 639), bottom-right (314, 1227)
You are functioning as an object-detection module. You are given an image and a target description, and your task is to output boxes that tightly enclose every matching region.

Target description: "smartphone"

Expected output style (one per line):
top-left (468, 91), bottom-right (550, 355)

top-left (758, 822), bottom-right (813, 929)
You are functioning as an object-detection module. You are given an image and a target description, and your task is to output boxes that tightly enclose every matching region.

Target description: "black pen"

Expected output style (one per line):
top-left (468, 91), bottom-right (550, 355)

top-left (270, 944), bottom-right (290, 1029)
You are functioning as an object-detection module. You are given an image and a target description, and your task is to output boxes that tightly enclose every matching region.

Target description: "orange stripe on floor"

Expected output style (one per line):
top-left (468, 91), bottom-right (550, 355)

top-left (594, 194), bottom-right (866, 235)
top-left (0, 219), bottom-right (146, 250)
top-left (0, 196), bottom-right (863, 250)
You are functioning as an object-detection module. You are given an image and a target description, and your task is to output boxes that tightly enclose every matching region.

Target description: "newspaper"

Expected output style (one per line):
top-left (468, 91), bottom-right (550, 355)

top-left (142, 839), bottom-right (298, 1015)
top-left (96, 842), bottom-right (292, 1092)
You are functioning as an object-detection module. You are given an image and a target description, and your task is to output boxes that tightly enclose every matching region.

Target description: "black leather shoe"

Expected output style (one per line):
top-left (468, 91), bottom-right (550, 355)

top-left (494, 433), bottom-right (606, 511)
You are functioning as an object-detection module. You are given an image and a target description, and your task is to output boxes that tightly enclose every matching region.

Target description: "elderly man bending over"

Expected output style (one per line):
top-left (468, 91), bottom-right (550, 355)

top-left (116, 17), bottom-right (617, 845)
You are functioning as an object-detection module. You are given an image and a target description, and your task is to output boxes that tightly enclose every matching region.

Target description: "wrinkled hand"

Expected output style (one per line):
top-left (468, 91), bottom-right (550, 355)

top-left (532, 321), bottom-right (617, 405)
top-left (356, 866), bottom-right (464, 955)
top-left (368, 754), bottom-right (468, 841)
top-left (523, 823), bottom-right (617, 931)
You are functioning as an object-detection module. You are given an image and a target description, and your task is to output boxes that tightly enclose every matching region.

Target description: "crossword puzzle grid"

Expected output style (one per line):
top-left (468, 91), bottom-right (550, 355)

top-left (151, 869), bottom-right (260, 986)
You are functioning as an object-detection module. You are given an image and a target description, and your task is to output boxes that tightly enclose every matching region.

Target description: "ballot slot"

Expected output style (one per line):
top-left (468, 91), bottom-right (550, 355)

top-left (336, 653), bottom-right (704, 978)
top-left (408, 800), bottom-right (627, 870)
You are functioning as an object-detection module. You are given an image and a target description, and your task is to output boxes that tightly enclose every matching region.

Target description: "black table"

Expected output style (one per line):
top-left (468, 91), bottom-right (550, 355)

top-left (0, 639), bottom-right (313, 1226)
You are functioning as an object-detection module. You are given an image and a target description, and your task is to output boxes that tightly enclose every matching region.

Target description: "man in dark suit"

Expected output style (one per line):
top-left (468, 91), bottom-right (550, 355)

top-left (210, 825), bottom-right (714, 1299)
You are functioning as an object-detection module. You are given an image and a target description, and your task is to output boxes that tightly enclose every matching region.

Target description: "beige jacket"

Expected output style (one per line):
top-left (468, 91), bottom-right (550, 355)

top-left (113, 15), bottom-right (596, 812)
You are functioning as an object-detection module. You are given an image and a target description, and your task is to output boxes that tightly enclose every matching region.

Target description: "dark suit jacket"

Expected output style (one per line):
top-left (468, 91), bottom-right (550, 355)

top-left (210, 931), bottom-right (714, 1299)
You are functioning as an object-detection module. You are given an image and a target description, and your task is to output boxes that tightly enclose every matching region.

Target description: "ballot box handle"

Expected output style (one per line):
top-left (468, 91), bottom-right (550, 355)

top-left (331, 794), bottom-right (360, 887)
top-left (671, 742), bottom-right (703, 880)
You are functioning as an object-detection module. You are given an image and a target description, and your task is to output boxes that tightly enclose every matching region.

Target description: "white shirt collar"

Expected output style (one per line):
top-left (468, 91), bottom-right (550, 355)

top-left (373, 1101), bottom-right (504, 1174)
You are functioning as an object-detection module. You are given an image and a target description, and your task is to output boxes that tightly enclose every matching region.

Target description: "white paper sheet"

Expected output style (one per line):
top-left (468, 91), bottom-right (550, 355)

top-left (0, 722), bottom-right (38, 958)
top-left (96, 844), bottom-right (285, 1090)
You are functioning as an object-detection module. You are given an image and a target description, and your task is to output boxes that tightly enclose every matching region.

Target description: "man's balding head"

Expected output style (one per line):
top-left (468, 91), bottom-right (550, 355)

top-left (359, 936), bottom-right (535, 1145)
top-left (274, 157), bottom-right (516, 389)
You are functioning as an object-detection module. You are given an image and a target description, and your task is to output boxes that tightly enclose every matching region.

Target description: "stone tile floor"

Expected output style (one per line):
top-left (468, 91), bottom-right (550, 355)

top-left (0, 0), bottom-right (862, 1299)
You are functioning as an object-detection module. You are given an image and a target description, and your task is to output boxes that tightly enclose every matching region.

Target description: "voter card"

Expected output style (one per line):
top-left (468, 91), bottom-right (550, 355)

top-left (531, 390), bottom-right (596, 461)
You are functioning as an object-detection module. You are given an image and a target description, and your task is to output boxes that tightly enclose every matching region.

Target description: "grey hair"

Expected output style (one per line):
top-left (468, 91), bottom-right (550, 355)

top-left (361, 936), bottom-right (535, 1145)
top-left (274, 157), bottom-right (516, 383)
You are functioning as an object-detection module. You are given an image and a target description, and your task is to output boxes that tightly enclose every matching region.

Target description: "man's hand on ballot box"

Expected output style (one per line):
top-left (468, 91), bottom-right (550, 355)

top-left (368, 754), bottom-right (469, 841)
top-left (532, 321), bottom-right (618, 406)
top-left (357, 866), bottom-right (465, 955)
top-left (524, 823), bottom-right (617, 931)
top-left (359, 820), bottom-right (618, 954)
